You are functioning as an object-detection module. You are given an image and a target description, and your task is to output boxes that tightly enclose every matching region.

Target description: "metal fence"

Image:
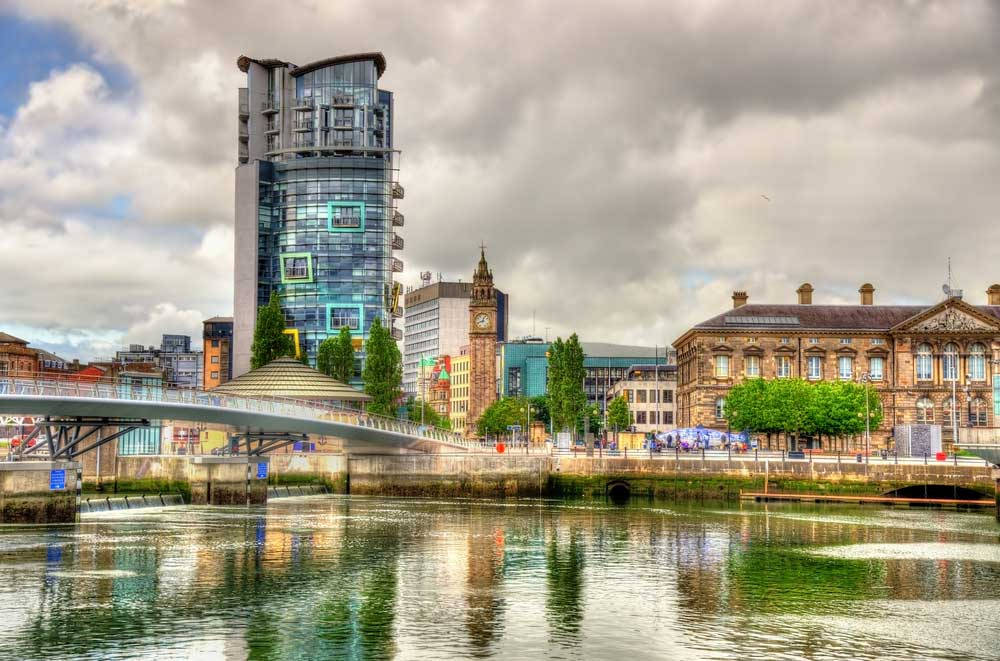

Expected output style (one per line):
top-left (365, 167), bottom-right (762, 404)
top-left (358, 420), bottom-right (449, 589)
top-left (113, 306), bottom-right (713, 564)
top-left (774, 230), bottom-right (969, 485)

top-left (0, 377), bottom-right (480, 451)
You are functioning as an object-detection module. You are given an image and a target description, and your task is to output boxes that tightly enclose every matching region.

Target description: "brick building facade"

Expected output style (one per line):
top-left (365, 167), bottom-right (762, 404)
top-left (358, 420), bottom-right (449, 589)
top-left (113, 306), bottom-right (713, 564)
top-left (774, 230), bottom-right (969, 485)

top-left (674, 284), bottom-right (1000, 451)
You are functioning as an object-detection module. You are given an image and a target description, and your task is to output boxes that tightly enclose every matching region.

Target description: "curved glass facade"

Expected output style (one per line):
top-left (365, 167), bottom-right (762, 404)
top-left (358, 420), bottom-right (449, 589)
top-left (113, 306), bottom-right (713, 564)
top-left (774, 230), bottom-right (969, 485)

top-left (236, 54), bottom-right (400, 378)
top-left (257, 156), bottom-right (392, 363)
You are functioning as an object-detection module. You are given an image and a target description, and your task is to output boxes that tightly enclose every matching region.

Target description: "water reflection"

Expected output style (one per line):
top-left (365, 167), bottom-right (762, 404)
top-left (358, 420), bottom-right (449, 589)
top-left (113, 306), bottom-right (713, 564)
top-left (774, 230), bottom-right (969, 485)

top-left (0, 498), bottom-right (997, 660)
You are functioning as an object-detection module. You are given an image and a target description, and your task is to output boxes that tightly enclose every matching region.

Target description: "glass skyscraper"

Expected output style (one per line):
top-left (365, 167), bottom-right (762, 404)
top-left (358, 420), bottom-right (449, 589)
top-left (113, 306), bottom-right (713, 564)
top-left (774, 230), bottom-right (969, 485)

top-left (233, 53), bottom-right (403, 378)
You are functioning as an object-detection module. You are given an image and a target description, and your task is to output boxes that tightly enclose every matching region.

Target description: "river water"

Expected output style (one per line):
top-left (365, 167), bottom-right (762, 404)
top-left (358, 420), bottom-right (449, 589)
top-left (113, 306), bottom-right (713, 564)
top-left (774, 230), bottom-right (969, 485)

top-left (0, 496), bottom-right (998, 660)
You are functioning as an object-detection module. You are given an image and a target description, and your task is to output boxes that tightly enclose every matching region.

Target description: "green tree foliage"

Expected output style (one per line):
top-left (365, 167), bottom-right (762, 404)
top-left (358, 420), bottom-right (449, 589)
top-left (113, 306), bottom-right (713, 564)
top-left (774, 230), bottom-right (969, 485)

top-left (317, 326), bottom-right (355, 382)
top-left (361, 317), bottom-right (402, 416)
top-left (406, 397), bottom-right (451, 429)
top-left (547, 334), bottom-right (587, 433)
top-left (476, 396), bottom-right (532, 436)
top-left (607, 395), bottom-right (632, 430)
top-left (530, 395), bottom-right (551, 426)
top-left (723, 378), bottom-right (884, 440)
top-left (250, 291), bottom-right (296, 369)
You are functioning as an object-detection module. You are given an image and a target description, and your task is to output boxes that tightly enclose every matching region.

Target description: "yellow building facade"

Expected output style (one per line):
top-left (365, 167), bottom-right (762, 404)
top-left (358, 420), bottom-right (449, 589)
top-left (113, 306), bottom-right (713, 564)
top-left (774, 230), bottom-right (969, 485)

top-left (450, 353), bottom-right (471, 436)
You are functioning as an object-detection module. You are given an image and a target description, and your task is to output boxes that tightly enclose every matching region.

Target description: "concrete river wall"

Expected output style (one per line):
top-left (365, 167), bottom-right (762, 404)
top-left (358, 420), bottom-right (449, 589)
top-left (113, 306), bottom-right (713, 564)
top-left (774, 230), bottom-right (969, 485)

top-left (106, 452), bottom-right (995, 502)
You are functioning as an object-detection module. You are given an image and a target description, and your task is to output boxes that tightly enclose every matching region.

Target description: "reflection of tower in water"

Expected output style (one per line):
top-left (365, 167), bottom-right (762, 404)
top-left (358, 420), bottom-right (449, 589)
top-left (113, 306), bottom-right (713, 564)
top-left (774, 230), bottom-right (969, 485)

top-left (465, 525), bottom-right (506, 652)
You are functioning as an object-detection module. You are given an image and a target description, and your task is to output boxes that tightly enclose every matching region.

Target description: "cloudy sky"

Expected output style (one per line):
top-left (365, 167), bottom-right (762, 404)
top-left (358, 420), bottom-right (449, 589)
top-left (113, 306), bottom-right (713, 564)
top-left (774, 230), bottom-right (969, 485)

top-left (1, 1), bottom-right (999, 361)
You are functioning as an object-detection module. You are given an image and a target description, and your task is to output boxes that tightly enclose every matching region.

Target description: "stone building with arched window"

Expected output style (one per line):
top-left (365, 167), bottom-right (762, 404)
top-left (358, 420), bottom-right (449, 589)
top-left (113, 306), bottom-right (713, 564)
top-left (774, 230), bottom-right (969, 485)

top-left (673, 283), bottom-right (1000, 451)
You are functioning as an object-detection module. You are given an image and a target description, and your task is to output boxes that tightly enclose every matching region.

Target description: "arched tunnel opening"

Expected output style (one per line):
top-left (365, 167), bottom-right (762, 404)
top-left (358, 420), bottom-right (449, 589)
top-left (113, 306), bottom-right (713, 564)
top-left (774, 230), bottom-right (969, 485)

top-left (607, 481), bottom-right (631, 505)
top-left (881, 484), bottom-right (986, 501)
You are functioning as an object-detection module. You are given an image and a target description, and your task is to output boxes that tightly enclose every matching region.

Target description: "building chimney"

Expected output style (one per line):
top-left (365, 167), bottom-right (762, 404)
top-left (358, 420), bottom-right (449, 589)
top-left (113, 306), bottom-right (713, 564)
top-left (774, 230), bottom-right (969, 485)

top-left (988, 284), bottom-right (1000, 306)
top-left (732, 290), bottom-right (748, 308)
top-left (796, 283), bottom-right (813, 305)
top-left (859, 283), bottom-right (875, 305)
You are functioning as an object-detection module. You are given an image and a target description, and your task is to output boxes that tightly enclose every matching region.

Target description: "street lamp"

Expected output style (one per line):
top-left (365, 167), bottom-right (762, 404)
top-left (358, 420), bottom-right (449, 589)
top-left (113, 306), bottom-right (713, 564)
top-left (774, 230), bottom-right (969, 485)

top-left (519, 404), bottom-right (534, 447)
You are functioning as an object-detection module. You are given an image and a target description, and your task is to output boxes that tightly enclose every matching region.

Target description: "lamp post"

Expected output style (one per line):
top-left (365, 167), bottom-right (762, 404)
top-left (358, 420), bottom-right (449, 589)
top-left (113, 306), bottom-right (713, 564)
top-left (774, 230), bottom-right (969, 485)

top-left (520, 404), bottom-right (534, 447)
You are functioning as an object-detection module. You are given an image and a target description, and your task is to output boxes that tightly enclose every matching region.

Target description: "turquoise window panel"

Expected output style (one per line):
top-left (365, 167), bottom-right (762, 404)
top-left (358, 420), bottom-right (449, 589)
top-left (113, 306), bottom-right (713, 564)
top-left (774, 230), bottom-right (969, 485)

top-left (327, 303), bottom-right (365, 335)
top-left (327, 200), bottom-right (366, 233)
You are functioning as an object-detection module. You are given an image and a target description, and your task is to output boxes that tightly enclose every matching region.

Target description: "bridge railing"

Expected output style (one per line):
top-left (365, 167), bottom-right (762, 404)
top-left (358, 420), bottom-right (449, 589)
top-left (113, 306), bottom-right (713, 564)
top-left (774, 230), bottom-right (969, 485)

top-left (0, 376), bottom-right (481, 451)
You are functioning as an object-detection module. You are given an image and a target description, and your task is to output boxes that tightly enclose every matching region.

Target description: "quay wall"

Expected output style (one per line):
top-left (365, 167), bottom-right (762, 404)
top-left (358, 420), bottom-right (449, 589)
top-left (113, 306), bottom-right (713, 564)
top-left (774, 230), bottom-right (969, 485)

top-left (105, 453), bottom-right (996, 502)
top-left (549, 456), bottom-right (996, 500)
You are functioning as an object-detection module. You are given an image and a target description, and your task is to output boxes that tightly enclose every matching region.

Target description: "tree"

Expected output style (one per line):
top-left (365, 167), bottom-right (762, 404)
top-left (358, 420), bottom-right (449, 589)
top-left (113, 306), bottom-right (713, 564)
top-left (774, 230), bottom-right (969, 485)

top-left (547, 334), bottom-right (587, 434)
top-left (530, 395), bottom-right (551, 426)
top-left (361, 317), bottom-right (402, 416)
top-left (331, 326), bottom-right (355, 383)
top-left (318, 327), bottom-right (355, 382)
top-left (250, 291), bottom-right (295, 369)
top-left (607, 396), bottom-right (632, 431)
top-left (476, 396), bottom-right (531, 437)
top-left (406, 397), bottom-right (451, 429)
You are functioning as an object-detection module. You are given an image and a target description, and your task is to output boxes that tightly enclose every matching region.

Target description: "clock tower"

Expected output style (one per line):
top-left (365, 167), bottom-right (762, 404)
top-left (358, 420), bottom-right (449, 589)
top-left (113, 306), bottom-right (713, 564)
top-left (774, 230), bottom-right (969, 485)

top-left (468, 247), bottom-right (498, 433)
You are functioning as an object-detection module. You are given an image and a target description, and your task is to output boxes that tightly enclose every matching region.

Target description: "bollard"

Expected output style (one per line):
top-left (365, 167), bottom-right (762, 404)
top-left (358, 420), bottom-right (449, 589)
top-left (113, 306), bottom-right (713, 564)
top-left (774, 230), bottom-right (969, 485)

top-left (924, 452), bottom-right (928, 465)
top-left (953, 452), bottom-right (957, 466)
top-left (755, 448), bottom-right (758, 463)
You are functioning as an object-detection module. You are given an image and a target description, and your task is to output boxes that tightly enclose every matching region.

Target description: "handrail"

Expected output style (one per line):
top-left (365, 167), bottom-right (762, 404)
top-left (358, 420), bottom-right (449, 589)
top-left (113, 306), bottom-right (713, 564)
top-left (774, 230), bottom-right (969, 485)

top-left (0, 376), bottom-right (479, 450)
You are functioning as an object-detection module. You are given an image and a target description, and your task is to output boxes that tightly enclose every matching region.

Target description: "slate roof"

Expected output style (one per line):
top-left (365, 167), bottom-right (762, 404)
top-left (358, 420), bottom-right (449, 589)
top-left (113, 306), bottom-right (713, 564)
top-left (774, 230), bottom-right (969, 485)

top-left (213, 356), bottom-right (370, 402)
top-left (693, 304), bottom-right (1000, 331)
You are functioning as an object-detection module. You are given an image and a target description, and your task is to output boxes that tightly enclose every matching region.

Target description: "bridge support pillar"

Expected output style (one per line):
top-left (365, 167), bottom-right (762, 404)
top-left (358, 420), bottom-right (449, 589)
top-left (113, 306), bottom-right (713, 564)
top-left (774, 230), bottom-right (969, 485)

top-left (188, 457), bottom-right (270, 506)
top-left (993, 468), bottom-right (1000, 522)
top-left (0, 461), bottom-right (80, 523)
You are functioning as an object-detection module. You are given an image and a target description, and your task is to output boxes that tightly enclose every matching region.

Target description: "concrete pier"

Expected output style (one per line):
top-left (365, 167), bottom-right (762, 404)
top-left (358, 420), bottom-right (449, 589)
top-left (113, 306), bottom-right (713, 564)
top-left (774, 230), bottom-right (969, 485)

top-left (189, 456), bottom-right (270, 505)
top-left (0, 461), bottom-right (80, 524)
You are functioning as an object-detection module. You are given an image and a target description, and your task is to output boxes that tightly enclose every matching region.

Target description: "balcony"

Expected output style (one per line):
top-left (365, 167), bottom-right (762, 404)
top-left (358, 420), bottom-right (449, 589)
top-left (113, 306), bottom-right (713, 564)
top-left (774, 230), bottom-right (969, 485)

top-left (391, 326), bottom-right (403, 341)
top-left (331, 94), bottom-right (354, 108)
top-left (261, 96), bottom-right (279, 114)
top-left (285, 267), bottom-right (309, 279)
top-left (332, 118), bottom-right (353, 129)
top-left (391, 305), bottom-right (403, 318)
top-left (331, 139), bottom-right (354, 148)
top-left (239, 88), bottom-right (249, 118)
top-left (391, 257), bottom-right (404, 273)
top-left (392, 183), bottom-right (405, 199)
top-left (264, 120), bottom-right (279, 134)
top-left (265, 139), bottom-right (281, 153)
top-left (238, 144), bottom-right (249, 163)
top-left (392, 233), bottom-right (404, 250)
top-left (238, 124), bottom-right (249, 142)
top-left (292, 97), bottom-right (316, 111)
top-left (291, 138), bottom-right (315, 149)
top-left (392, 211), bottom-right (404, 227)
top-left (373, 121), bottom-right (385, 133)
top-left (292, 119), bottom-right (313, 132)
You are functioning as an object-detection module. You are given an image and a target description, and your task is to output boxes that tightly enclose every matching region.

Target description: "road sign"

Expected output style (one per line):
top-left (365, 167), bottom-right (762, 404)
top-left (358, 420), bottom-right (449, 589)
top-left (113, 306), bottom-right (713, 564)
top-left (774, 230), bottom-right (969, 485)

top-left (256, 463), bottom-right (268, 479)
top-left (49, 469), bottom-right (66, 490)
top-left (507, 425), bottom-right (522, 431)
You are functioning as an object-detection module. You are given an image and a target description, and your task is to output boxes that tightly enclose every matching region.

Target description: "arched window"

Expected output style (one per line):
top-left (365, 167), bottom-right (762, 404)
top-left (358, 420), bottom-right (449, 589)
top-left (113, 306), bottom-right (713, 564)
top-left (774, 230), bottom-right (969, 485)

top-left (968, 343), bottom-right (986, 381)
top-left (715, 397), bottom-right (725, 420)
top-left (916, 343), bottom-right (933, 380)
top-left (942, 396), bottom-right (961, 426)
top-left (970, 397), bottom-right (989, 427)
top-left (942, 343), bottom-right (959, 381)
top-left (916, 397), bottom-right (934, 423)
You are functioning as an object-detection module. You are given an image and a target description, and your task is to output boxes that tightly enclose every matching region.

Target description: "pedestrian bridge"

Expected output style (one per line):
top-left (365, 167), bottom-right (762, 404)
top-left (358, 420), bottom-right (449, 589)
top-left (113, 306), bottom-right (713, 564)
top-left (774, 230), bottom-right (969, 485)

top-left (0, 377), bottom-right (477, 458)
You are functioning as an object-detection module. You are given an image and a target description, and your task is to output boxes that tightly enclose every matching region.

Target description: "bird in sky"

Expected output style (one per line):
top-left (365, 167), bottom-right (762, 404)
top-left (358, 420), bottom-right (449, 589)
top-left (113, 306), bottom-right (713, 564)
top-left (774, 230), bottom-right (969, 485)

top-left (760, 194), bottom-right (771, 201)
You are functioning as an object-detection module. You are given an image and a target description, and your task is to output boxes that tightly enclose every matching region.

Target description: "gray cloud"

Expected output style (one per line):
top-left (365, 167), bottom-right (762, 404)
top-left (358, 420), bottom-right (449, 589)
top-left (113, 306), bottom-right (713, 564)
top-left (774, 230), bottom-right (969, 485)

top-left (3, 0), bottom-right (1000, 358)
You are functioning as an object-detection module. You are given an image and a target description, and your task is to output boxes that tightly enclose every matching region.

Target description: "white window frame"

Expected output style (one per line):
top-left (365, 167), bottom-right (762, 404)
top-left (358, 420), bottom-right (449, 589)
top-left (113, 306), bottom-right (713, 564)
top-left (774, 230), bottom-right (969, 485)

top-left (715, 397), bottom-right (725, 420)
top-left (807, 356), bottom-right (822, 380)
top-left (776, 355), bottom-right (791, 378)
top-left (869, 356), bottom-right (884, 380)
top-left (916, 344), bottom-right (933, 380)
top-left (840, 338), bottom-right (852, 345)
top-left (715, 355), bottom-right (730, 378)
top-left (838, 356), bottom-right (853, 380)
top-left (969, 343), bottom-right (986, 381)
top-left (942, 343), bottom-right (959, 381)
top-left (745, 355), bottom-right (760, 377)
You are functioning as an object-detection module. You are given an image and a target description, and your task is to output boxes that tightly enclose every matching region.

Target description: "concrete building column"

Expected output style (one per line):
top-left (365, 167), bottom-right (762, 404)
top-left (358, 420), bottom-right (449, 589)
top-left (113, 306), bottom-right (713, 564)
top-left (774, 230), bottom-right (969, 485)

top-left (0, 461), bottom-right (80, 523)
top-left (187, 456), bottom-right (270, 505)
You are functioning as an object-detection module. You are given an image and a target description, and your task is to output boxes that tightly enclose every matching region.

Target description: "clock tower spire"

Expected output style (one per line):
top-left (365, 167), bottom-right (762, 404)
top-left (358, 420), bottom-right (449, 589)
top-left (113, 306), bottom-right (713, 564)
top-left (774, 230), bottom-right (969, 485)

top-left (468, 245), bottom-right (498, 434)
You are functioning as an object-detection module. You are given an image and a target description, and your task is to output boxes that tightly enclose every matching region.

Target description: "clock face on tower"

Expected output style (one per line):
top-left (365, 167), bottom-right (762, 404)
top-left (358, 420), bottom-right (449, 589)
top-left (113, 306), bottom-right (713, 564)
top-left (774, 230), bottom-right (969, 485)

top-left (474, 312), bottom-right (490, 329)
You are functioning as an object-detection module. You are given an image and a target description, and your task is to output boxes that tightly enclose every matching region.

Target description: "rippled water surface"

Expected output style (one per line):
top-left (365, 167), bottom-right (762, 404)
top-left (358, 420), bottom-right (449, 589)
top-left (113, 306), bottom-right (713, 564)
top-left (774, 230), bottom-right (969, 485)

top-left (0, 496), bottom-right (998, 660)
